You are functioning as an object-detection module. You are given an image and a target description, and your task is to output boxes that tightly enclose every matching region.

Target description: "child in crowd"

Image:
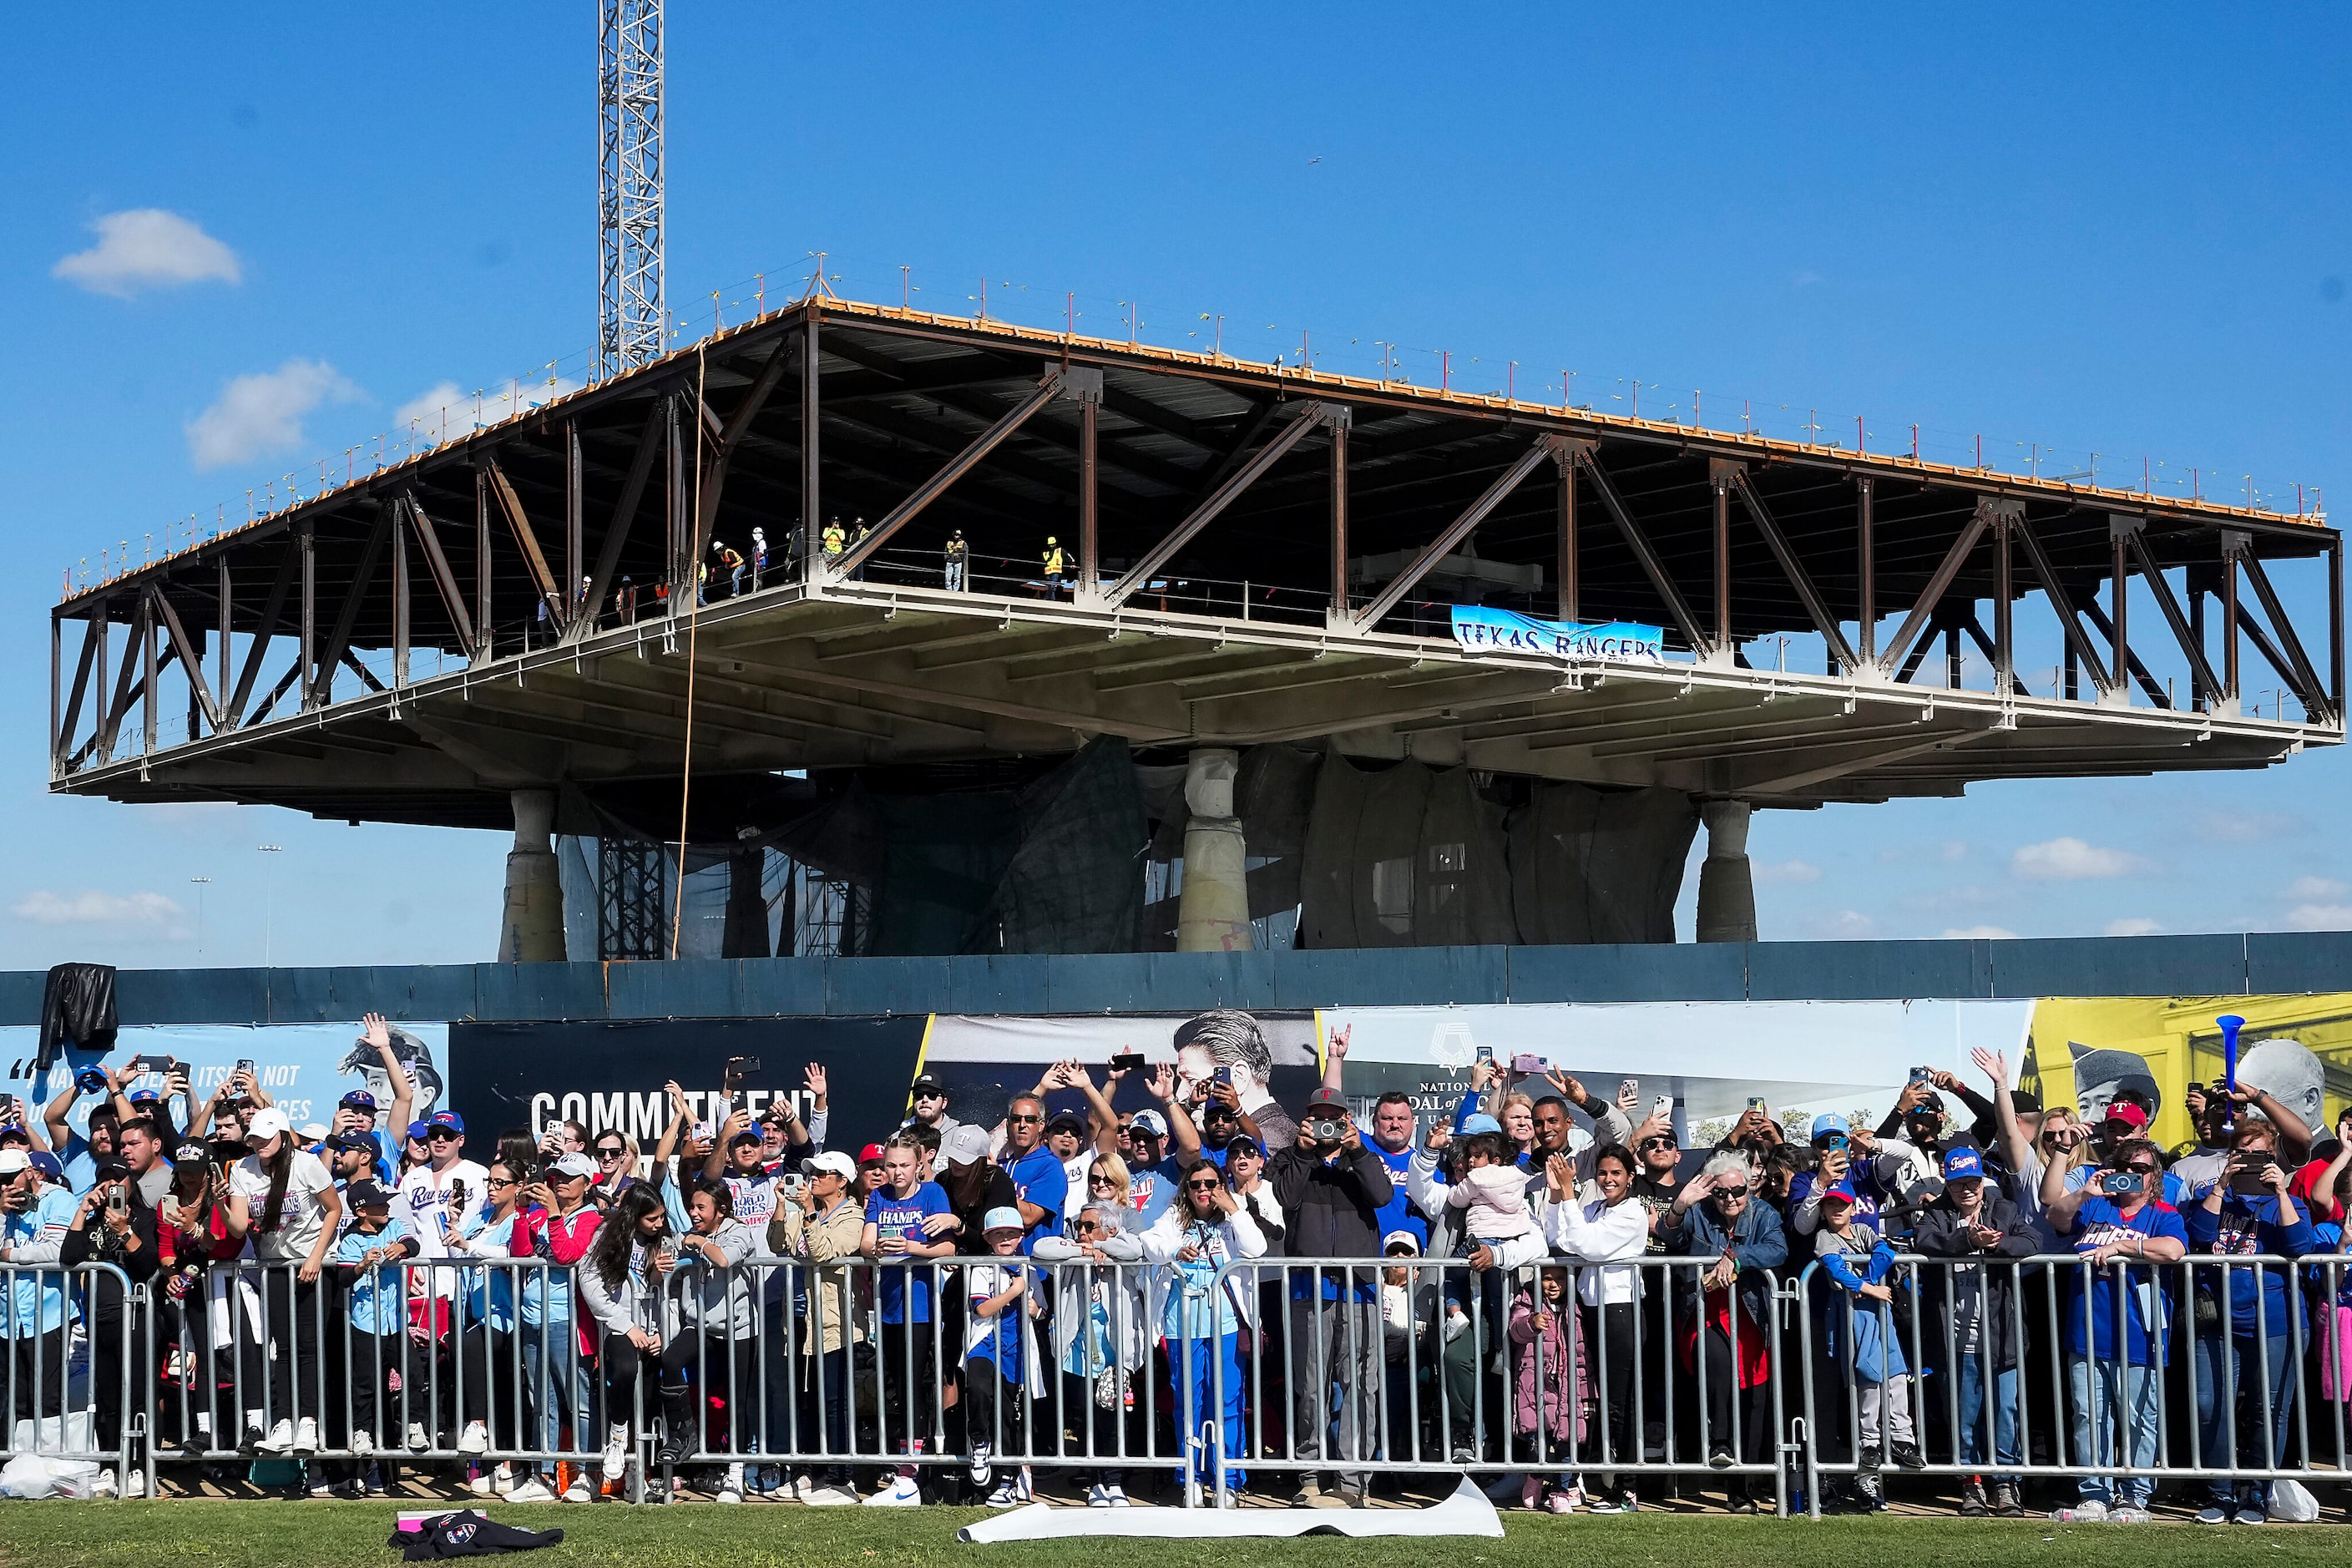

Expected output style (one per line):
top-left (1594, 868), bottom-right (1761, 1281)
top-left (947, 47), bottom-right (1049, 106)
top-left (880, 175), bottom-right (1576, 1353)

top-left (861, 1134), bottom-right (960, 1505)
top-left (963, 1206), bottom-right (1038, 1501)
top-left (1814, 1181), bottom-right (1921, 1507)
top-left (1508, 1265), bottom-right (1588, 1512)
top-left (331, 1180), bottom-right (417, 1482)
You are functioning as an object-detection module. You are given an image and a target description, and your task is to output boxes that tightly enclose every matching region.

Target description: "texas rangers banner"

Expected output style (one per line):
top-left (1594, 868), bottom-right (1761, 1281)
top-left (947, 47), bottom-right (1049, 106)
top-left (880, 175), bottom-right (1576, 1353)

top-left (1450, 604), bottom-right (1664, 664)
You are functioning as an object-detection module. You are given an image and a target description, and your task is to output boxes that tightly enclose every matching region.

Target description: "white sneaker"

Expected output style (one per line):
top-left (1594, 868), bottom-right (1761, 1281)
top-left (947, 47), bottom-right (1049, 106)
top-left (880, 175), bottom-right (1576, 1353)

top-left (863, 1474), bottom-right (922, 1506)
top-left (2051, 1501), bottom-right (2109, 1523)
top-left (564, 1473), bottom-right (593, 1503)
top-left (1100, 1480), bottom-right (1129, 1507)
top-left (792, 1472), bottom-right (816, 1502)
top-left (988, 1469), bottom-right (1034, 1508)
top-left (293, 1417), bottom-right (320, 1454)
top-left (257, 1419), bottom-right (296, 1454)
top-left (1086, 1482), bottom-right (1110, 1508)
top-left (90, 1469), bottom-right (119, 1499)
top-left (350, 1429), bottom-right (375, 1457)
top-left (407, 1423), bottom-right (431, 1452)
top-left (805, 1485), bottom-right (859, 1507)
top-left (508, 1478), bottom-right (558, 1503)
top-left (602, 1423), bottom-right (630, 1479)
top-left (457, 1420), bottom-right (490, 1456)
top-left (125, 1468), bottom-right (147, 1500)
top-left (469, 1468), bottom-right (496, 1497)
top-left (493, 1461), bottom-right (516, 1495)
top-left (969, 1439), bottom-right (994, 1488)
top-left (717, 1464), bottom-right (746, 1503)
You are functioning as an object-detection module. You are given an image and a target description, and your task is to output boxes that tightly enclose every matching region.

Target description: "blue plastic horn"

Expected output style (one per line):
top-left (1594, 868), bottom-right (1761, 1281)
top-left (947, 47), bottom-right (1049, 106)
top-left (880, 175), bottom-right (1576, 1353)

top-left (2218, 1014), bottom-right (2246, 1130)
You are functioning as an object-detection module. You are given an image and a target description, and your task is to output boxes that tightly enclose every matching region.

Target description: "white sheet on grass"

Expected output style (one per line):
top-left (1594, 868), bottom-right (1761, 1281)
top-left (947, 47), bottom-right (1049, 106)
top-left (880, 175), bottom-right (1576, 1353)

top-left (956, 1476), bottom-right (1505, 1542)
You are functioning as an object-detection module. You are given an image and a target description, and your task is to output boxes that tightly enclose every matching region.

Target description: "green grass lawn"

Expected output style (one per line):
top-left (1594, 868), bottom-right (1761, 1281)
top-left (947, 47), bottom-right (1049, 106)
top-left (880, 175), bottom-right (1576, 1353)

top-left (0, 1501), bottom-right (2348, 1568)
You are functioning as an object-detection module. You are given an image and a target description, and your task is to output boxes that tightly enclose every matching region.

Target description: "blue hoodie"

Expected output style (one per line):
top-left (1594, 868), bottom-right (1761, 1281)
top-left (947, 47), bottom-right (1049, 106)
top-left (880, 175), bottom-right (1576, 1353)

top-left (2180, 1191), bottom-right (2319, 1336)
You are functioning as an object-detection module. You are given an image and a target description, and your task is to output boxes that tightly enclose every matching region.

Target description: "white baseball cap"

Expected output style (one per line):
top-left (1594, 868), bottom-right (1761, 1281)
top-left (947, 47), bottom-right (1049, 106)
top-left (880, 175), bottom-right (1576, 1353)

top-left (942, 1124), bottom-right (993, 1166)
top-left (245, 1107), bottom-right (293, 1142)
top-left (0, 1149), bottom-right (28, 1176)
top-left (803, 1151), bottom-right (857, 1181)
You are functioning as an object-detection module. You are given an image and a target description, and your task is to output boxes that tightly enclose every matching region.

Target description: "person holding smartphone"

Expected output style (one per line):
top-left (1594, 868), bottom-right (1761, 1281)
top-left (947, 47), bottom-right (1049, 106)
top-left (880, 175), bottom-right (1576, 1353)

top-left (2182, 1118), bottom-right (2320, 1525)
top-left (61, 1116), bottom-right (167, 1496)
top-left (2040, 1134), bottom-right (2188, 1523)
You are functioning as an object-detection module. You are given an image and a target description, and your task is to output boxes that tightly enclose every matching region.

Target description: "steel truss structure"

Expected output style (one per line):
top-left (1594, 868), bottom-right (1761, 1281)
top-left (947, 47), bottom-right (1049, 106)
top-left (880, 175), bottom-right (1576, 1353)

top-left (47, 297), bottom-right (2343, 833)
top-left (596, 0), bottom-right (663, 379)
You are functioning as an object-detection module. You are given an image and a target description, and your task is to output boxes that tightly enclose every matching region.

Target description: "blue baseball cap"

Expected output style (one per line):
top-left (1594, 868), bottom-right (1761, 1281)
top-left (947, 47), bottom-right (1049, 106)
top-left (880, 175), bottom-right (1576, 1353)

top-left (1809, 1114), bottom-right (1849, 1146)
top-left (28, 1151), bottom-right (65, 1183)
top-left (1941, 1145), bottom-right (1985, 1180)
top-left (427, 1110), bottom-right (464, 1135)
top-left (128, 1086), bottom-right (163, 1105)
top-left (339, 1089), bottom-right (379, 1111)
top-left (1459, 1113), bottom-right (1503, 1136)
top-left (1818, 1179), bottom-right (1859, 1206)
top-left (981, 1206), bottom-right (1024, 1236)
top-left (406, 1120), bottom-right (432, 1142)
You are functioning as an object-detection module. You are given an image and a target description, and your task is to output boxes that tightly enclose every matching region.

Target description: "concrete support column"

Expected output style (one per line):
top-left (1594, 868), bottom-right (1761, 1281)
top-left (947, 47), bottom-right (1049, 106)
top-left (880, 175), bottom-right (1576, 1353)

top-left (498, 788), bottom-right (567, 963)
top-left (1175, 747), bottom-right (1253, 953)
top-left (1693, 798), bottom-right (1757, 944)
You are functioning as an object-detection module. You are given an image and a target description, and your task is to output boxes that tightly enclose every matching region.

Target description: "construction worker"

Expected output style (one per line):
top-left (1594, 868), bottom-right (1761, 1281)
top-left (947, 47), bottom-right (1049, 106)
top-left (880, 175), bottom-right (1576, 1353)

top-left (751, 527), bottom-right (767, 591)
top-left (821, 516), bottom-right (847, 565)
top-left (715, 539), bottom-right (746, 597)
top-left (1041, 534), bottom-right (1067, 597)
top-left (943, 529), bottom-right (969, 592)
top-left (849, 517), bottom-right (871, 582)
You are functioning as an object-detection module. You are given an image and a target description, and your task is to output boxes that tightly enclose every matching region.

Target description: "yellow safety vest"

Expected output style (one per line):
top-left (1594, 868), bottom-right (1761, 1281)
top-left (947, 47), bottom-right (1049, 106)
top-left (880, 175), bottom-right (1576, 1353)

top-left (1043, 544), bottom-right (1065, 575)
top-left (822, 526), bottom-right (846, 555)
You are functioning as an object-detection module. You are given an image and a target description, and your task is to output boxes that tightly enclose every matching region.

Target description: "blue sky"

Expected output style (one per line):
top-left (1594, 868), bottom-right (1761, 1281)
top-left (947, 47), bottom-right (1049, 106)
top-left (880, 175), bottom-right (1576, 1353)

top-left (6, 4), bottom-right (2349, 969)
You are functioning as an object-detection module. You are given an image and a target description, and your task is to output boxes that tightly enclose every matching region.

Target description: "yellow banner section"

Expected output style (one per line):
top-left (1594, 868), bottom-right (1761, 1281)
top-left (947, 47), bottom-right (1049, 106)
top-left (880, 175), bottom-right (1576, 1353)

top-left (2022, 994), bottom-right (2352, 1150)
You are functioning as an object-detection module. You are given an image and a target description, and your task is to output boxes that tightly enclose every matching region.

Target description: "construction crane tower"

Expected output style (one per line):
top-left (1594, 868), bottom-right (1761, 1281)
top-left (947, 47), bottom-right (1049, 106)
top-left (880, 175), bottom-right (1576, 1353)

top-left (597, 0), bottom-right (665, 378)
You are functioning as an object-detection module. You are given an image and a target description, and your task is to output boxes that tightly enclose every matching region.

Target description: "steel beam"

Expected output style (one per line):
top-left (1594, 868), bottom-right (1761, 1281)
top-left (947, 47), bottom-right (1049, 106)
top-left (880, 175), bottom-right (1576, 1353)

top-left (1991, 512), bottom-right (2013, 695)
top-left (1856, 477), bottom-right (1875, 664)
top-left (474, 467), bottom-right (493, 660)
top-left (579, 397), bottom-right (665, 637)
top-left (404, 493), bottom-right (476, 651)
top-left (801, 313), bottom-right (822, 573)
top-left (298, 524), bottom-right (317, 711)
top-left (484, 453), bottom-right (564, 625)
top-left (2119, 522), bottom-right (2224, 710)
top-left (1723, 464), bottom-right (1859, 670)
top-left (690, 333), bottom-right (797, 574)
top-left (1353, 434), bottom-right (1562, 631)
top-left (2109, 517), bottom-right (2132, 693)
top-left (2221, 533), bottom-right (2243, 704)
top-left (2011, 511), bottom-right (2117, 699)
top-left (828, 371), bottom-right (1066, 580)
top-left (229, 543), bottom-right (300, 726)
top-left (2240, 549), bottom-right (2334, 722)
top-left (1103, 402), bottom-right (1340, 609)
top-left (2072, 592), bottom-right (2172, 709)
top-left (1329, 417), bottom-right (1351, 625)
top-left (1877, 498), bottom-right (1996, 677)
top-left (392, 505), bottom-right (412, 690)
top-left (565, 422), bottom-right (584, 615)
top-left (217, 554), bottom-right (232, 710)
top-left (312, 507), bottom-right (395, 709)
top-left (55, 614), bottom-right (96, 771)
top-left (1077, 382), bottom-right (1100, 603)
top-left (1556, 456), bottom-right (1576, 623)
top-left (1564, 441), bottom-right (1709, 655)
top-left (148, 584), bottom-right (222, 733)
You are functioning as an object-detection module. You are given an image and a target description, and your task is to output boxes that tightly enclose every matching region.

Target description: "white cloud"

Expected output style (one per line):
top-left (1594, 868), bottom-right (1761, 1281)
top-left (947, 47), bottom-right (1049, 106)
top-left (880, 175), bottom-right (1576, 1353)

top-left (2200, 808), bottom-right (2304, 843)
top-left (13, 889), bottom-right (185, 926)
top-left (1753, 859), bottom-right (1821, 885)
top-left (2286, 876), bottom-right (2347, 903)
top-left (1942, 924), bottom-right (2018, 940)
top-left (2011, 837), bottom-right (2144, 882)
top-left (2104, 917), bottom-right (2163, 937)
top-left (53, 209), bottom-right (240, 297)
top-left (2285, 904), bottom-right (2352, 933)
top-left (1814, 910), bottom-right (1878, 939)
top-left (185, 358), bottom-right (360, 470)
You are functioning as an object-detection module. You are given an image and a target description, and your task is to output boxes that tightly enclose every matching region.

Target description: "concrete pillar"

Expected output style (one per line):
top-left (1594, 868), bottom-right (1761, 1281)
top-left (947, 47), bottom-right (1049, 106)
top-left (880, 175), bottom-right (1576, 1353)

top-left (1693, 798), bottom-right (1757, 943)
top-left (1175, 747), bottom-right (1253, 953)
top-left (498, 788), bottom-right (567, 963)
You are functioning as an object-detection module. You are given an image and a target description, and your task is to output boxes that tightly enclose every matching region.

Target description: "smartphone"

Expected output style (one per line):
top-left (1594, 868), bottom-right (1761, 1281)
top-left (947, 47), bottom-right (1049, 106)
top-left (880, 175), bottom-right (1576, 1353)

top-left (1618, 1079), bottom-right (1639, 1104)
top-left (1651, 1095), bottom-right (1673, 1124)
top-left (1747, 1096), bottom-right (1767, 1113)
top-left (129, 1055), bottom-right (179, 1076)
top-left (107, 1184), bottom-right (128, 1218)
top-left (1110, 1050), bottom-right (1147, 1075)
top-left (1212, 1065), bottom-right (1232, 1087)
top-left (235, 1058), bottom-right (257, 1079)
top-left (446, 1180), bottom-right (468, 1211)
top-left (1474, 1044), bottom-right (1495, 1066)
top-left (2228, 1155), bottom-right (2279, 1197)
top-left (1907, 1065), bottom-right (1930, 1086)
top-left (724, 1055), bottom-right (760, 1085)
top-left (0, 1094), bottom-right (19, 1121)
top-left (2099, 1170), bottom-right (2142, 1197)
top-left (1512, 1053), bottom-right (1546, 1075)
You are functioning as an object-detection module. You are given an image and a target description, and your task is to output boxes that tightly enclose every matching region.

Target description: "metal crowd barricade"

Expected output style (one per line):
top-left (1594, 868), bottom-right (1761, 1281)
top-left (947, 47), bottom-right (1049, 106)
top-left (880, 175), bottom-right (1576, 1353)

top-left (1, 1262), bottom-right (137, 1491)
top-left (1206, 1254), bottom-right (1792, 1513)
top-left (1796, 1251), bottom-right (2352, 1519)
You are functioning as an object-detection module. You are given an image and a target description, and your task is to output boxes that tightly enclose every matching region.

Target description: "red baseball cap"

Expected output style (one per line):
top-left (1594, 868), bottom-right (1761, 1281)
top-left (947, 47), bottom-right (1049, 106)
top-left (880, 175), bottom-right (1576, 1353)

top-left (857, 1142), bottom-right (886, 1165)
top-left (2101, 1102), bottom-right (2150, 1131)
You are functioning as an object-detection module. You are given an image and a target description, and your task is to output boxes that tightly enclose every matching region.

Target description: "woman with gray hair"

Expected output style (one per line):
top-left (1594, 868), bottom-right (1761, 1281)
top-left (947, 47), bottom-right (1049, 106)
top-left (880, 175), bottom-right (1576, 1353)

top-left (1661, 1150), bottom-right (1788, 1511)
top-left (1032, 1201), bottom-right (1148, 1507)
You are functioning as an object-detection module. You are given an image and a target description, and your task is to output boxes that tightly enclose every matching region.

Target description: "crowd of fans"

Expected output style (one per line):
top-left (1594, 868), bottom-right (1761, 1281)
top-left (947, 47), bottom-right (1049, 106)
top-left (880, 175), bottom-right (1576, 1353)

top-left (5, 1011), bottom-right (2352, 1524)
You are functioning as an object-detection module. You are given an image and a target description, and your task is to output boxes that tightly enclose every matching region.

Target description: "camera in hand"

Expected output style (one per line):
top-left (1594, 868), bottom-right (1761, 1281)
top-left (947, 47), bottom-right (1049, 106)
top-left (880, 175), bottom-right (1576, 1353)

top-left (1305, 1112), bottom-right (1348, 1143)
top-left (2099, 1170), bottom-right (2143, 1197)
top-left (1109, 1050), bottom-right (1146, 1074)
top-left (2228, 1154), bottom-right (2279, 1197)
top-left (724, 1055), bottom-right (761, 1086)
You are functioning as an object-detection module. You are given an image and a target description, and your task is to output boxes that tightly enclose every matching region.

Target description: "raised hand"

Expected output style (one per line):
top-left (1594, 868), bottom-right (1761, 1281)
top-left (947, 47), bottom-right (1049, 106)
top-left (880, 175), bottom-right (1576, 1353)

top-left (1616, 1080), bottom-right (1642, 1115)
top-left (1146, 1063), bottom-right (1176, 1102)
top-left (362, 1012), bottom-right (393, 1054)
top-left (803, 1063), bottom-right (827, 1099)
top-left (1326, 1024), bottom-right (1350, 1062)
top-left (1969, 1046), bottom-right (2007, 1085)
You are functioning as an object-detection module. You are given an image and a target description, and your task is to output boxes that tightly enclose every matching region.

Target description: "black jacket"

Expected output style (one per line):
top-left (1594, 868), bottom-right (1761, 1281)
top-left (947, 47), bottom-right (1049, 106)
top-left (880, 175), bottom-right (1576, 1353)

top-left (60, 1184), bottom-right (162, 1318)
top-left (38, 962), bottom-right (117, 1069)
top-left (1910, 1191), bottom-right (2040, 1372)
top-left (1267, 1141), bottom-right (1393, 1264)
